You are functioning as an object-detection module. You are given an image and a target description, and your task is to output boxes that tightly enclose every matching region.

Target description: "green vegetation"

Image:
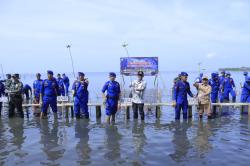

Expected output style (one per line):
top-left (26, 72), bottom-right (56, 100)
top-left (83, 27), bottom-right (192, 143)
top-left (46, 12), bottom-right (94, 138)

top-left (219, 67), bottom-right (250, 72)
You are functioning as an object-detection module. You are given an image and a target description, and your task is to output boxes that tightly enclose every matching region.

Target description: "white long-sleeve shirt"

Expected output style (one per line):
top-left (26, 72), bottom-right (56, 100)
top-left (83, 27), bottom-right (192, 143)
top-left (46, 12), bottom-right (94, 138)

top-left (130, 80), bottom-right (147, 104)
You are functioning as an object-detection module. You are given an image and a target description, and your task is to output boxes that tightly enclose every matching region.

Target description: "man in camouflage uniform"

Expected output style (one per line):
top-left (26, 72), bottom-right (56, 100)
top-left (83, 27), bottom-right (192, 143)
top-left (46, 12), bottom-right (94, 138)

top-left (7, 74), bottom-right (24, 118)
top-left (4, 74), bottom-right (12, 91)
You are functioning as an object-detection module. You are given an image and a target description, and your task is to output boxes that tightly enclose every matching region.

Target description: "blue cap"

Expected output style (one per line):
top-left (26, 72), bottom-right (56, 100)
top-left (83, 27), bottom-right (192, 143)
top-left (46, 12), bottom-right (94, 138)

top-left (244, 71), bottom-right (248, 76)
top-left (78, 72), bottom-right (85, 77)
top-left (246, 76), bottom-right (250, 82)
top-left (226, 71), bottom-right (231, 76)
top-left (109, 72), bottom-right (116, 78)
top-left (180, 72), bottom-right (188, 76)
top-left (221, 70), bottom-right (225, 74)
top-left (200, 73), bottom-right (203, 77)
top-left (47, 70), bottom-right (53, 75)
top-left (211, 73), bottom-right (217, 78)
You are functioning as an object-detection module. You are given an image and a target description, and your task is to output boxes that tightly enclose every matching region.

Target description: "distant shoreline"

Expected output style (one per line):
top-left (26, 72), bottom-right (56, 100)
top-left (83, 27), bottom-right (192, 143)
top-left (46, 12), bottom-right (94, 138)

top-left (219, 67), bottom-right (250, 72)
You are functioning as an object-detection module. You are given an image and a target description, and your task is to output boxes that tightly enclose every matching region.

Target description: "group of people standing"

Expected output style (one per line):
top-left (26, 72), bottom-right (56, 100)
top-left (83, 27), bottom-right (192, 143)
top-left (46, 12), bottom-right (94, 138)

top-left (172, 71), bottom-right (250, 120)
top-left (0, 70), bottom-right (249, 122)
top-left (0, 70), bottom-right (147, 124)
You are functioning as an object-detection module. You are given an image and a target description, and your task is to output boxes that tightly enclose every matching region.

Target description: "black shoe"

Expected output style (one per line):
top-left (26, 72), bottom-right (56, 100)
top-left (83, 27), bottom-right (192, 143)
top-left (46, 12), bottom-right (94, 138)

top-left (199, 115), bottom-right (203, 119)
top-left (208, 116), bottom-right (213, 119)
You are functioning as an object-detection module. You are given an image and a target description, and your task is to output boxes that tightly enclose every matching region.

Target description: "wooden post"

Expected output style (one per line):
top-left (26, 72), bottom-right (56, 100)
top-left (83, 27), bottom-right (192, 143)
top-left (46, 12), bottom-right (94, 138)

top-left (188, 106), bottom-right (192, 118)
top-left (71, 106), bottom-right (74, 118)
top-left (218, 106), bottom-right (222, 116)
top-left (96, 105), bottom-right (101, 119)
top-left (240, 106), bottom-right (244, 114)
top-left (126, 106), bottom-right (130, 119)
top-left (156, 106), bottom-right (161, 118)
top-left (248, 105), bottom-right (250, 117)
top-left (65, 106), bottom-right (69, 118)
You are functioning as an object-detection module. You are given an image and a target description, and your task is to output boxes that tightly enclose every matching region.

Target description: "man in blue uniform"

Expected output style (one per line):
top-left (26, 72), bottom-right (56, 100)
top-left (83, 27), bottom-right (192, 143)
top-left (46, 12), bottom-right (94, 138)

top-left (209, 72), bottom-right (220, 116)
top-left (62, 73), bottom-right (70, 96)
top-left (172, 74), bottom-right (181, 101)
top-left (195, 73), bottom-right (203, 83)
top-left (33, 73), bottom-right (43, 104)
top-left (72, 72), bottom-right (89, 119)
top-left (0, 80), bottom-right (5, 116)
top-left (173, 72), bottom-right (194, 120)
top-left (57, 74), bottom-right (65, 96)
top-left (22, 84), bottom-right (32, 101)
top-left (102, 72), bottom-right (121, 124)
top-left (243, 72), bottom-right (248, 81)
top-left (33, 73), bottom-right (43, 116)
top-left (40, 70), bottom-right (59, 119)
top-left (220, 72), bottom-right (236, 102)
top-left (219, 70), bottom-right (226, 102)
top-left (241, 76), bottom-right (250, 103)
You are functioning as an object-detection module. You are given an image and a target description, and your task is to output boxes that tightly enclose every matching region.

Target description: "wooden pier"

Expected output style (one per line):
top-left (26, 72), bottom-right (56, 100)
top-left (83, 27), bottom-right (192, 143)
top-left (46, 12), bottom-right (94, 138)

top-left (19, 102), bottom-right (250, 119)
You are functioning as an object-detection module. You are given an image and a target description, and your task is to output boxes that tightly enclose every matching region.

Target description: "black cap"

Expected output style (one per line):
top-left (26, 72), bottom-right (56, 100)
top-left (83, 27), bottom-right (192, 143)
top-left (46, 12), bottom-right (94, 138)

top-left (14, 73), bottom-right (20, 79)
top-left (138, 71), bottom-right (144, 76)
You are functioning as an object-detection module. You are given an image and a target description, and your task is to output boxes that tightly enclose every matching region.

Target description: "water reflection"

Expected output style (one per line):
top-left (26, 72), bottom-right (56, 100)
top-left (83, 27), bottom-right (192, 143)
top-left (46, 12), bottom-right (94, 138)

top-left (0, 119), bottom-right (7, 165)
top-left (132, 121), bottom-right (146, 154)
top-left (104, 125), bottom-right (122, 162)
top-left (195, 121), bottom-right (213, 158)
top-left (75, 120), bottom-right (91, 165)
top-left (169, 120), bottom-right (192, 162)
top-left (39, 119), bottom-right (65, 165)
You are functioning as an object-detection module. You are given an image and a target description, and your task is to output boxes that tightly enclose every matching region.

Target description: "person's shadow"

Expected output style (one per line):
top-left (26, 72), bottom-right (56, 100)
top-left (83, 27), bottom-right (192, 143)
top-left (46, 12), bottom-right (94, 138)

top-left (39, 119), bottom-right (65, 165)
top-left (104, 125), bottom-right (122, 162)
top-left (132, 121), bottom-right (146, 155)
top-left (75, 120), bottom-right (91, 165)
top-left (169, 120), bottom-right (192, 163)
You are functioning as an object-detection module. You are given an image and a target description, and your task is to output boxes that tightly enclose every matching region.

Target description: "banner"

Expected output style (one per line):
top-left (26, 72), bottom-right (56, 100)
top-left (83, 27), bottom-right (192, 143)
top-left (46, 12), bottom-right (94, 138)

top-left (120, 57), bottom-right (159, 76)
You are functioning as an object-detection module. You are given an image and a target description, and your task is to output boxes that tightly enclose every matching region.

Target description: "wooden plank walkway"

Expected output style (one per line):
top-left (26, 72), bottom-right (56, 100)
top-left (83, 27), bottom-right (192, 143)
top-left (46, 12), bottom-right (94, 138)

top-left (17, 102), bottom-right (250, 119)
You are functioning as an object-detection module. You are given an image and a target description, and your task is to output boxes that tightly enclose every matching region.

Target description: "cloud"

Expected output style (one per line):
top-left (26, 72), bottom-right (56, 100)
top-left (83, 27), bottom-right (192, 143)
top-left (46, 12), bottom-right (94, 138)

top-left (206, 52), bottom-right (217, 59)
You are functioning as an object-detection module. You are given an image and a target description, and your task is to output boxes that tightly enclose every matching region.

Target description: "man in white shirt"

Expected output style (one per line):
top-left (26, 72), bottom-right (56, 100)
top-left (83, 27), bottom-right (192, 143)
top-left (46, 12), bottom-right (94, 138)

top-left (130, 71), bottom-right (147, 121)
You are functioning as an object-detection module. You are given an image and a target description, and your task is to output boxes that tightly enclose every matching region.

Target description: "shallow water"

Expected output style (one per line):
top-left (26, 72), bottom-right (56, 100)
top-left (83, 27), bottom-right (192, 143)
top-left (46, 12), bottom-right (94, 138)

top-left (0, 106), bottom-right (249, 166)
top-left (1, 71), bottom-right (249, 165)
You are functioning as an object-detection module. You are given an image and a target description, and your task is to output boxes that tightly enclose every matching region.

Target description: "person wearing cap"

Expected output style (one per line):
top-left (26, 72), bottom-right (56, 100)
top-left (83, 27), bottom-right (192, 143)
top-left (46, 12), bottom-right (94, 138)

top-left (194, 76), bottom-right (212, 119)
top-left (14, 73), bottom-right (20, 80)
top-left (241, 76), bottom-right (250, 103)
top-left (209, 72), bottom-right (220, 116)
top-left (62, 73), bottom-right (70, 96)
top-left (72, 72), bottom-right (89, 119)
top-left (173, 72), bottom-right (194, 120)
top-left (172, 74), bottom-right (181, 101)
top-left (219, 70), bottom-right (226, 102)
top-left (57, 74), bottom-right (65, 96)
top-left (220, 72), bottom-right (236, 102)
top-left (130, 71), bottom-right (147, 121)
top-left (194, 73), bottom-right (204, 83)
top-left (22, 84), bottom-right (32, 101)
top-left (40, 70), bottom-right (59, 119)
top-left (243, 71), bottom-right (248, 81)
top-left (32, 73), bottom-right (43, 116)
top-left (4, 74), bottom-right (12, 91)
top-left (102, 72), bottom-right (121, 124)
top-left (7, 74), bottom-right (24, 118)
top-left (0, 80), bottom-right (5, 116)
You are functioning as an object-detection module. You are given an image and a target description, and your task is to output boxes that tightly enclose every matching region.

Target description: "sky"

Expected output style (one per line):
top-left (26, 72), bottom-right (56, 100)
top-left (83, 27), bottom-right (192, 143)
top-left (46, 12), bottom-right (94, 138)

top-left (0, 0), bottom-right (250, 74)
